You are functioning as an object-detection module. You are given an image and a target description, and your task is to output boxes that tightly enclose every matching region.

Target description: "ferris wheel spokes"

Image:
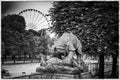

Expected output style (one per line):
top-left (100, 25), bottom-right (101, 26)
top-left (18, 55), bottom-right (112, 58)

top-left (19, 9), bottom-right (50, 31)
top-left (33, 12), bottom-right (41, 24)
top-left (34, 24), bottom-right (49, 31)
top-left (37, 21), bottom-right (48, 29)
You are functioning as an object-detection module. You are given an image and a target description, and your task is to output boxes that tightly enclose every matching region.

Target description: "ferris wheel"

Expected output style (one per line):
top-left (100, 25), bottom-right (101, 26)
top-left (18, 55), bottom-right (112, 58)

top-left (19, 9), bottom-right (50, 31)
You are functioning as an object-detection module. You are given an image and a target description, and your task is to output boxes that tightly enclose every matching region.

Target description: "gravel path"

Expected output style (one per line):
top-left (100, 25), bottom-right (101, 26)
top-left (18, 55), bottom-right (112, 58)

top-left (2, 63), bottom-right (40, 77)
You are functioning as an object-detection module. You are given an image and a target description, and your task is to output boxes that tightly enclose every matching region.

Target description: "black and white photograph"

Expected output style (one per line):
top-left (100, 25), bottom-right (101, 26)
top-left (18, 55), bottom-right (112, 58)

top-left (1, 0), bottom-right (119, 79)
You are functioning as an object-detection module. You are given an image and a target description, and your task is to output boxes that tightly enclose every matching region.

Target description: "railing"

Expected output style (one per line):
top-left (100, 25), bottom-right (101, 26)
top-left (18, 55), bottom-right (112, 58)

top-left (3, 62), bottom-right (112, 79)
top-left (85, 61), bottom-right (112, 76)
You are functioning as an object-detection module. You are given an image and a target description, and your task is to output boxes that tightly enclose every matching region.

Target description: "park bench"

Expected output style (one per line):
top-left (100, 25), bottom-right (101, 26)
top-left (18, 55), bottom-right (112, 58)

top-left (1, 69), bottom-right (11, 78)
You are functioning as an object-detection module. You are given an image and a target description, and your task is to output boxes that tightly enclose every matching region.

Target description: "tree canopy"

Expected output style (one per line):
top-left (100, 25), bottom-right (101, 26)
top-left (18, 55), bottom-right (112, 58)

top-left (2, 14), bottom-right (26, 56)
top-left (49, 2), bottom-right (118, 56)
top-left (2, 14), bottom-right (50, 60)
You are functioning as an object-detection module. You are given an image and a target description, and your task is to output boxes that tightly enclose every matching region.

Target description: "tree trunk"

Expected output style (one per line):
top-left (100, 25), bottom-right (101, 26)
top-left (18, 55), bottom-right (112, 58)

top-left (19, 54), bottom-right (21, 61)
top-left (4, 55), bottom-right (7, 61)
top-left (13, 55), bottom-right (16, 64)
top-left (31, 54), bottom-right (33, 63)
top-left (24, 52), bottom-right (25, 63)
top-left (2, 55), bottom-right (4, 64)
top-left (39, 58), bottom-right (41, 62)
top-left (19, 51), bottom-right (22, 61)
top-left (29, 54), bottom-right (31, 59)
top-left (111, 54), bottom-right (118, 78)
top-left (98, 53), bottom-right (104, 78)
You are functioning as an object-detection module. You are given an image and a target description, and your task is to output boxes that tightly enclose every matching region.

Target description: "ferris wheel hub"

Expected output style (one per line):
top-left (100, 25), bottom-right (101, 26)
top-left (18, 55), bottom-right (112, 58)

top-left (26, 23), bottom-right (37, 30)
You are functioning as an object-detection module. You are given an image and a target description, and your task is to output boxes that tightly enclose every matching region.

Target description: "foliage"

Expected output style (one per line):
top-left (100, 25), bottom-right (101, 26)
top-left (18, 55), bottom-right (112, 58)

top-left (2, 14), bottom-right (50, 59)
top-left (49, 2), bottom-right (118, 56)
top-left (2, 14), bottom-right (26, 56)
top-left (2, 14), bottom-right (25, 33)
top-left (38, 29), bottom-right (49, 55)
top-left (22, 29), bottom-right (49, 57)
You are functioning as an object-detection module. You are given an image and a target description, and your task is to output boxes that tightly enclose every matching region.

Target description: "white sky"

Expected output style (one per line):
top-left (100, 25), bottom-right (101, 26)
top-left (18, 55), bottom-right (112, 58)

top-left (3, 1), bottom-right (53, 16)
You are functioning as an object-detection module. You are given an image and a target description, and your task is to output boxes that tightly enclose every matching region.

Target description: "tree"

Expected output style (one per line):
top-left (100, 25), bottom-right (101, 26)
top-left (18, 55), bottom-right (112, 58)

top-left (38, 29), bottom-right (49, 56)
top-left (22, 29), bottom-right (49, 62)
top-left (1, 41), bottom-right (5, 64)
top-left (2, 14), bottom-right (26, 64)
top-left (49, 2), bottom-right (118, 78)
top-left (22, 30), bottom-right (36, 62)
